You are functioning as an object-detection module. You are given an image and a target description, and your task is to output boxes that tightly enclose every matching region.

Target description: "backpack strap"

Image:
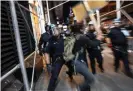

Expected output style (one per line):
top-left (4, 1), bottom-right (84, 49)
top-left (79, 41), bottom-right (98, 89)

top-left (73, 47), bottom-right (84, 75)
top-left (73, 52), bottom-right (79, 75)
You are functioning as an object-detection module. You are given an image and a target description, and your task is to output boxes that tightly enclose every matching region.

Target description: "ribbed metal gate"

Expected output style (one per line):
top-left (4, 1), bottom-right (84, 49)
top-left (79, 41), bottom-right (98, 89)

top-left (1, 1), bottom-right (35, 76)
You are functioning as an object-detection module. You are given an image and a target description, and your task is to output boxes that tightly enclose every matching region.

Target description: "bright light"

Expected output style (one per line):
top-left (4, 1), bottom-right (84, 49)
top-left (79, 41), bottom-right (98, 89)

top-left (29, 0), bottom-right (34, 4)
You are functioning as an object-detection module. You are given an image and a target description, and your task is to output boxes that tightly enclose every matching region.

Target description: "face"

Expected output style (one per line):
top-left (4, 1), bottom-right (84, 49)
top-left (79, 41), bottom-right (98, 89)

top-left (53, 27), bottom-right (60, 37)
top-left (46, 26), bottom-right (50, 31)
top-left (89, 25), bottom-right (95, 30)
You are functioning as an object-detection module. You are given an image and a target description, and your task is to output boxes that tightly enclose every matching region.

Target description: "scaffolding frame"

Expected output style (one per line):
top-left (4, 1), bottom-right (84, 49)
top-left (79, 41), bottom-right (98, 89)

top-left (1, 1), bottom-right (133, 91)
top-left (9, 1), bottom-right (30, 91)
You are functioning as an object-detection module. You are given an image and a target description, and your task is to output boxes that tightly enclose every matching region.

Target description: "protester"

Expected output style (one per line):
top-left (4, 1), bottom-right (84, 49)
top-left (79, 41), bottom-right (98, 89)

top-left (67, 23), bottom-right (100, 91)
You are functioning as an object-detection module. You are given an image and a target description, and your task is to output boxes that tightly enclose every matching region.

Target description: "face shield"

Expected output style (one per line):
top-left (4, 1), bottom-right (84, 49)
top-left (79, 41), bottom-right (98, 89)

top-left (52, 27), bottom-right (60, 37)
top-left (58, 24), bottom-right (63, 33)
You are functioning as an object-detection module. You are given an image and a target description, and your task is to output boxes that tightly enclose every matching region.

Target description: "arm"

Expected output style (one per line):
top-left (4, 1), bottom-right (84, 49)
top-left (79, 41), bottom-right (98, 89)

top-left (44, 53), bottom-right (50, 64)
top-left (106, 37), bottom-right (111, 44)
top-left (38, 34), bottom-right (43, 50)
top-left (44, 41), bottom-right (52, 64)
top-left (106, 32), bottom-right (112, 48)
top-left (81, 35), bottom-right (98, 48)
top-left (38, 34), bottom-right (44, 56)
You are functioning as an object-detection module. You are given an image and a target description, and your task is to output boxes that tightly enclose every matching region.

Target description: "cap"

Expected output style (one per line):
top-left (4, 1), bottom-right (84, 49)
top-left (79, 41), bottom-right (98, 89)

top-left (63, 25), bottom-right (67, 29)
top-left (113, 19), bottom-right (121, 23)
top-left (88, 21), bottom-right (94, 25)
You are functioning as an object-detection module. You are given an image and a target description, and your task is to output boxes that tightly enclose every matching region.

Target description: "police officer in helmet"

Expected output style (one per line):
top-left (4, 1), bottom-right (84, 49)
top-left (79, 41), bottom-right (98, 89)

top-left (107, 19), bottom-right (133, 78)
top-left (38, 24), bottom-right (52, 72)
top-left (86, 21), bottom-right (104, 74)
top-left (45, 25), bottom-right (65, 91)
top-left (38, 24), bottom-right (52, 56)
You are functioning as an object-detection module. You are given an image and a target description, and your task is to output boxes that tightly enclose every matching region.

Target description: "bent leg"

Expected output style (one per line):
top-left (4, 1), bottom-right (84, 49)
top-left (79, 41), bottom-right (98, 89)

top-left (75, 61), bottom-right (95, 91)
top-left (47, 60), bottom-right (64, 91)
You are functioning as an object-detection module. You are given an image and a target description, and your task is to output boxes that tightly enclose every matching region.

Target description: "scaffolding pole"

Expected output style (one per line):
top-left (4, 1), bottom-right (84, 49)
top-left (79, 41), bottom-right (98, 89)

top-left (120, 9), bottom-right (133, 24)
top-left (49, 0), bottom-right (70, 11)
top-left (0, 65), bottom-right (19, 81)
top-left (83, 1), bottom-right (102, 40)
top-left (100, 3), bottom-right (133, 17)
top-left (116, 0), bottom-right (121, 19)
top-left (9, 1), bottom-right (30, 91)
top-left (37, 0), bottom-right (46, 33)
top-left (46, 0), bottom-right (51, 24)
top-left (16, 2), bottom-right (35, 40)
top-left (96, 9), bottom-right (100, 27)
top-left (17, 2), bottom-right (45, 21)
top-left (0, 51), bottom-right (35, 82)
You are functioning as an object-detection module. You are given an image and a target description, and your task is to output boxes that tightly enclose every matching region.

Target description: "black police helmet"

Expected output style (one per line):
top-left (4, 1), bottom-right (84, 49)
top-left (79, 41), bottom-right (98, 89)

top-left (45, 25), bottom-right (51, 31)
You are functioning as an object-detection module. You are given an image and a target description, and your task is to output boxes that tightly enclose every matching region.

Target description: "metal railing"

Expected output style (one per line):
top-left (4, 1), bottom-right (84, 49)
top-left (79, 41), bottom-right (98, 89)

top-left (1, 1), bottom-right (133, 91)
top-left (1, 1), bottom-right (39, 91)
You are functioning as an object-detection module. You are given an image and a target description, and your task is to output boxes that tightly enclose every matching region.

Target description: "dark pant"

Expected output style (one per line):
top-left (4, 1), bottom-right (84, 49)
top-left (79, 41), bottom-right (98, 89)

top-left (112, 49), bottom-right (131, 74)
top-left (47, 59), bottom-right (65, 91)
top-left (73, 60), bottom-right (95, 91)
top-left (89, 50), bottom-right (103, 74)
top-left (65, 61), bottom-right (74, 78)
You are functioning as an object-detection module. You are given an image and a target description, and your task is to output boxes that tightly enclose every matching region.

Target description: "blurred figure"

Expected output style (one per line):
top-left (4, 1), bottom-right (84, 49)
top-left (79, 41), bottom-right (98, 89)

top-left (38, 25), bottom-right (52, 55)
top-left (38, 24), bottom-right (52, 72)
top-left (61, 25), bottom-right (71, 39)
top-left (45, 26), bottom-right (65, 91)
top-left (68, 23), bottom-right (100, 91)
top-left (121, 27), bottom-right (130, 37)
top-left (106, 19), bottom-right (133, 78)
top-left (86, 21), bottom-right (104, 74)
top-left (125, 21), bottom-right (133, 37)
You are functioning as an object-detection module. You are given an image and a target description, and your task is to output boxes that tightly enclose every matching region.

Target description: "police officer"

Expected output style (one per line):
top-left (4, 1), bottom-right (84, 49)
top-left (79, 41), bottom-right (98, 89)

top-left (86, 21), bottom-right (104, 74)
top-left (38, 24), bottom-right (52, 73)
top-left (45, 26), bottom-right (65, 91)
top-left (107, 19), bottom-right (132, 77)
top-left (38, 24), bottom-right (52, 55)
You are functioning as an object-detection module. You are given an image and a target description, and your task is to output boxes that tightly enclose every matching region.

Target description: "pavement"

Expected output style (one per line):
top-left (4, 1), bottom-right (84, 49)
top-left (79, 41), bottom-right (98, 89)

top-left (34, 47), bottom-right (133, 91)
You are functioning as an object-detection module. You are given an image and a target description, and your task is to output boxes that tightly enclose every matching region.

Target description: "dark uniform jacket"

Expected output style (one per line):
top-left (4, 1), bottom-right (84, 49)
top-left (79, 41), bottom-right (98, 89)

top-left (86, 32), bottom-right (102, 52)
top-left (45, 36), bottom-right (64, 61)
top-left (38, 32), bottom-right (52, 53)
top-left (108, 27), bottom-right (128, 49)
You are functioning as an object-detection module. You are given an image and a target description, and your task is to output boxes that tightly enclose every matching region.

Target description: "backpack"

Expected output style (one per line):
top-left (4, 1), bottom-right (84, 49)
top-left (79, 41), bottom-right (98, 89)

top-left (63, 35), bottom-right (76, 62)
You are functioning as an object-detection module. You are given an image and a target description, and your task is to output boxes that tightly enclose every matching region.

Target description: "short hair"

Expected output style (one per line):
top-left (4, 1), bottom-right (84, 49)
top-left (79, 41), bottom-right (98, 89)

top-left (70, 23), bottom-right (83, 33)
top-left (45, 25), bottom-right (51, 31)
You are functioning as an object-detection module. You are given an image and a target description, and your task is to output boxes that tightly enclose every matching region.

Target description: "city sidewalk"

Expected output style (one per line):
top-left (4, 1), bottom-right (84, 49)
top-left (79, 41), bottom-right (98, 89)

top-left (34, 46), bottom-right (133, 91)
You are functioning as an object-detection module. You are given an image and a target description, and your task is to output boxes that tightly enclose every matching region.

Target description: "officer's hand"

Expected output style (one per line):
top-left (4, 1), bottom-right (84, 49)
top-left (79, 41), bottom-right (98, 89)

top-left (39, 50), bottom-right (43, 56)
top-left (97, 35), bottom-right (103, 41)
top-left (107, 43), bottom-right (112, 48)
top-left (47, 64), bottom-right (52, 73)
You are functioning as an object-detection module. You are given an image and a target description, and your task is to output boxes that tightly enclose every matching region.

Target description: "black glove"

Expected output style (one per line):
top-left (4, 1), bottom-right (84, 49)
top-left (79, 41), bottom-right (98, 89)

top-left (47, 64), bottom-right (52, 73)
top-left (39, 50), bottom-right (43, 56)
top-left (39, 48), bottom-right (44, 56)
